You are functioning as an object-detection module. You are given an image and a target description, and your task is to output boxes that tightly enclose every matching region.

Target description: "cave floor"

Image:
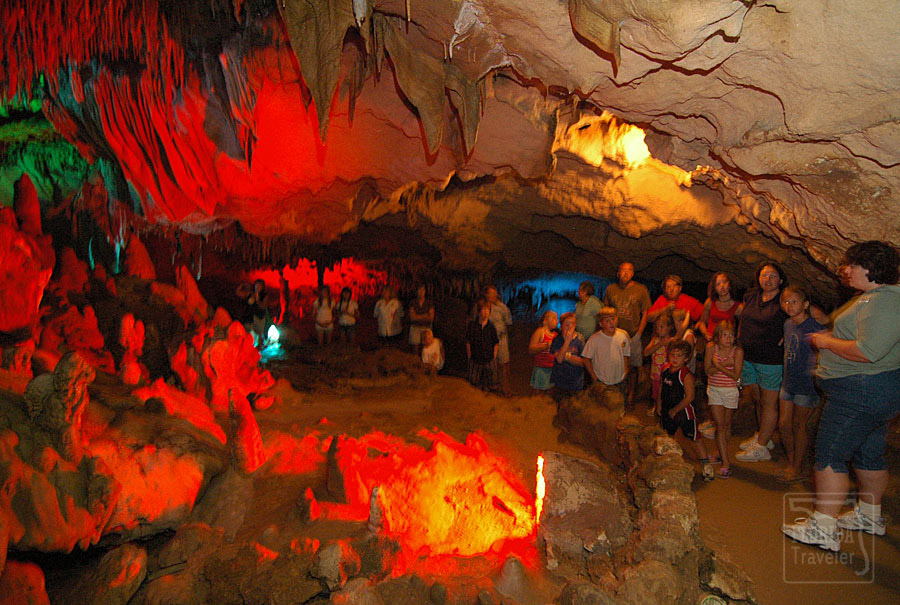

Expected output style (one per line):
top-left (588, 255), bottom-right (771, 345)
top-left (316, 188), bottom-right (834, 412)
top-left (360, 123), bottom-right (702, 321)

top-left (257, 322), bottom-right (900, 605)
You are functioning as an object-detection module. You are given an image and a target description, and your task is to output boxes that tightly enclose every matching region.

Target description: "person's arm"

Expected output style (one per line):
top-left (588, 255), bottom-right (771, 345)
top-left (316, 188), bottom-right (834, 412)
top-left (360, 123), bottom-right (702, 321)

top-left (645, 298), bottom-right (668, 323)
top-left (673, 315), bottom-right (689, 340)
top-left (669, 372), bottom-right (695, 417)
top-left (697, 299), bottom-right (712, 340)
top-left (529, 328), bottom-right (548, 354)
top-left (732, 347), bottom-right (744, 379)
top-left (636, 290), bottom-right (652, 336)
top-left (582, 343), bottom-right (599, 382)
top-left (643, 336), bottom-right (661, 358)
top-left (809, 331), bottom-right (871, 362)
top-left (704, 342), bottom-right (718, 377)
top-left (426, 306), bottom-right (435, 323)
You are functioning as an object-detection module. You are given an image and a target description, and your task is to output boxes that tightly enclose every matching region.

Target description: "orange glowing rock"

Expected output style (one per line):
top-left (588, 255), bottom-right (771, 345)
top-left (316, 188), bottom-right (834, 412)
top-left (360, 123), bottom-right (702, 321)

top-left (229, 393), bottom-right (266, 474)
top-left (320, 431), bottom-right (537, 562)
top-left (132, 379), bottom-right (226, 445)
top-left (261, 431), bottom-right (323, 476)
top-left (202, 321), bottom-right (275, 413)
top-left (0, 560), bottom-right (49, 605)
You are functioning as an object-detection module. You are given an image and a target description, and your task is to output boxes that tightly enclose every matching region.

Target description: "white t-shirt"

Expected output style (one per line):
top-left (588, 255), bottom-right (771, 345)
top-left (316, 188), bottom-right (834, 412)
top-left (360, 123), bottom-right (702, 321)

top-left (313, 298), bottom-right (334, 325)
top-left (336, 298), bottom-right (359, 326)
top-left (582, 328), bottom-right (630, 385)
top-left (421, 338), bottom-right (445, 370)
top-left (374, 298), bottom-right (403, 337)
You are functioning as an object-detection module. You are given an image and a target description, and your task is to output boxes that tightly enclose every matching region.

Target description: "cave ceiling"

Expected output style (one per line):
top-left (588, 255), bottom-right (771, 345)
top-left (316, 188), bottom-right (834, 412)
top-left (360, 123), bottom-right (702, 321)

top-left (2, 0), bottom-right (899, 295)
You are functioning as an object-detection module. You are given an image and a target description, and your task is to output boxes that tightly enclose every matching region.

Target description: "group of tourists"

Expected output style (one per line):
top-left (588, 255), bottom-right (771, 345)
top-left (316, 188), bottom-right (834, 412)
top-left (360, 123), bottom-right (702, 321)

top-left (520, 243), bottom-right (900, 554)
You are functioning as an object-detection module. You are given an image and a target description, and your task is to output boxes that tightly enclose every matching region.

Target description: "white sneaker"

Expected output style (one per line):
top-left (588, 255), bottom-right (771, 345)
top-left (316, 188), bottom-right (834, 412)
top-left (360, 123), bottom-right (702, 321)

top-left (739, 433), bottom-right (775, 450)
top-left (702, 463), bottom-right (715, 482)
top-left (782, 517), bottom-right (840, 552)
top-left (735, 442), bottom-right (772, 462)
top-left (739, 433), bottom-right (758, 450)
top-left (837, 506), bottom-right (887, 536)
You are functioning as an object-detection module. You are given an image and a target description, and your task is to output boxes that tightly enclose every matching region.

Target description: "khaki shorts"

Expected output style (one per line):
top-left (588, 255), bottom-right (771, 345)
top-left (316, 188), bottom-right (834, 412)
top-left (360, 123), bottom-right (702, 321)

top-left (409, 325), bottom-right (430, 345)
top-left (629, 333), bottom-right (643, 367)
top-left (497, 334), bottom-right (510, 364)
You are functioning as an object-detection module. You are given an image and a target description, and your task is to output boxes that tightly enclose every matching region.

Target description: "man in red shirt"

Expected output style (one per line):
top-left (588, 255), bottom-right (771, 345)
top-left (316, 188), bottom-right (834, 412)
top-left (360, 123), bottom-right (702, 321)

top-left (646, 275), bottom-right (704, 335)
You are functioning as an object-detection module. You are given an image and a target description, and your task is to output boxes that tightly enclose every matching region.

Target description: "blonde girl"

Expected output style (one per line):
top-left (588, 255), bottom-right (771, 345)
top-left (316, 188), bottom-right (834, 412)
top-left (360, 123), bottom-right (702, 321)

top-left (705, 320), bottom-right (744, 477)
top-left (529, 310), bottom-right (558, 392)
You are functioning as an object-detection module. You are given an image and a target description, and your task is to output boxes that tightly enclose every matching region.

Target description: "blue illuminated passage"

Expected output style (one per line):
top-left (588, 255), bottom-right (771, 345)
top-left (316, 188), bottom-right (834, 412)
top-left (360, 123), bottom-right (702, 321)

top-left (497, 272), bottom-right (611, 321)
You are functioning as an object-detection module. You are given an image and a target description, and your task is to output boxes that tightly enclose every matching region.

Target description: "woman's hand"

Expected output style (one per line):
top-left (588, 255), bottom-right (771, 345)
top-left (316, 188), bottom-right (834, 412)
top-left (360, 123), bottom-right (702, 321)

top-left (808, 330), bottom-right (831, 350)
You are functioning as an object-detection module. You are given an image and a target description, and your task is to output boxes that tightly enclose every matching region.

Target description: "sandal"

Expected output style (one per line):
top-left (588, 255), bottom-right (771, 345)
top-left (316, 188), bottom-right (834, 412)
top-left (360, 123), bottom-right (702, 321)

top-left (717, 467), bottom-right (732, 479)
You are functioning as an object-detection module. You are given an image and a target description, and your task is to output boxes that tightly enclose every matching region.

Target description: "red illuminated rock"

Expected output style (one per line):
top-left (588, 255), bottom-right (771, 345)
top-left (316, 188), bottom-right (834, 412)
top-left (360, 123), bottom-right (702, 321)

top-left (118, 313), bottom-right (147, 386)
top-left (0, 340), bottom-right (36, 394)
top-left (0, 426), bottom-right (119, 555)
top-left (132, 378), bottom-right (226, 445)
top-left (0, 560), bottom-right (50, 605)
top-left (0, 223), bottom-right (52, 337)
top-left (24, 352), bottom-right (96, 464)
top-left (175, 265), bottom-right (210, 323)
top-left (44, 306), bottom-right (114, 373)
top-left (201, 321), bottom-right (274, 414)
top-left (63, 543), bottom-right (147, 605)
top-left (52, 248), bottom-right (90, 298)
top-left (229, 392), bottom-right (266, 474)
top-left (149, 282), bottom-right (193, 327)
top-left (124, 236), bottom-right (156, 281)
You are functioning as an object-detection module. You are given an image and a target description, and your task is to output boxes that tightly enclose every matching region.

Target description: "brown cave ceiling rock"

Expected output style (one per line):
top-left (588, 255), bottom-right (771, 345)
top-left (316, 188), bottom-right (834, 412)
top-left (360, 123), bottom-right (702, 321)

top-left (2, 0), bottom-right (899, 295)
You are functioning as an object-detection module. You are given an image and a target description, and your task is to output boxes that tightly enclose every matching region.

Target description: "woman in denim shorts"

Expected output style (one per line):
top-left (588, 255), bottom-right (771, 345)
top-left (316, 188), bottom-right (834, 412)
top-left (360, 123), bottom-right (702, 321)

top-left (735, 263), bottom-right (789, 462)
top-left (782, 241), bottom-right (900, 552)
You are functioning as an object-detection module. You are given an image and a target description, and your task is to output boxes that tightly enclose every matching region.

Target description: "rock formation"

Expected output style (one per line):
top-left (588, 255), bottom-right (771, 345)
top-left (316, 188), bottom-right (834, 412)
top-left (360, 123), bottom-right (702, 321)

top-left (1, 0), bottom-right (897, 296)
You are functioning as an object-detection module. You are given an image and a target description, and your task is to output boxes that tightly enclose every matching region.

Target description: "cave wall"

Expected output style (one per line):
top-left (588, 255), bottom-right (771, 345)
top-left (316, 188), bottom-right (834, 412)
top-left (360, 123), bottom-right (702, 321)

top-left (2, 0), bottom-right (899, 298)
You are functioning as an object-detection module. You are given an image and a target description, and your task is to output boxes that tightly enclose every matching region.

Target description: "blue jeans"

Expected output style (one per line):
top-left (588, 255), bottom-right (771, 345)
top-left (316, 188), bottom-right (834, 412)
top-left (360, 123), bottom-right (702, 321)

top-left (815, 368), bottom-right (900, 473)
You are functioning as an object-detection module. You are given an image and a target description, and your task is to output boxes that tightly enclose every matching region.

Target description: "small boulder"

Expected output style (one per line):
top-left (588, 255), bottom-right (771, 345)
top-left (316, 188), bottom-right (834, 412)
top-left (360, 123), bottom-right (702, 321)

top-left (311, 541), bottom-right (361, 591)
top-left (0, 560), bottom-right (50, 605)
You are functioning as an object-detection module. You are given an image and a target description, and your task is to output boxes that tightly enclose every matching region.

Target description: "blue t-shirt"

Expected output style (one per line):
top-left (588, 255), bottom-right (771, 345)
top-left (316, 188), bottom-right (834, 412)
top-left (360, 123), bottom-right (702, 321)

top-left (550, 333), bottom-right (585, 392)
top-left (783, 316), bottom-right (824, 395)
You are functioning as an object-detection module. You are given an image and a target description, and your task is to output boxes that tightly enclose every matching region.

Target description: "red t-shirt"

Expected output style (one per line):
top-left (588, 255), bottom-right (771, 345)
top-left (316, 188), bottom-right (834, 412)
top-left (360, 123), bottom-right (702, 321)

top-left (648, 294), bottom-right (704, 322)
